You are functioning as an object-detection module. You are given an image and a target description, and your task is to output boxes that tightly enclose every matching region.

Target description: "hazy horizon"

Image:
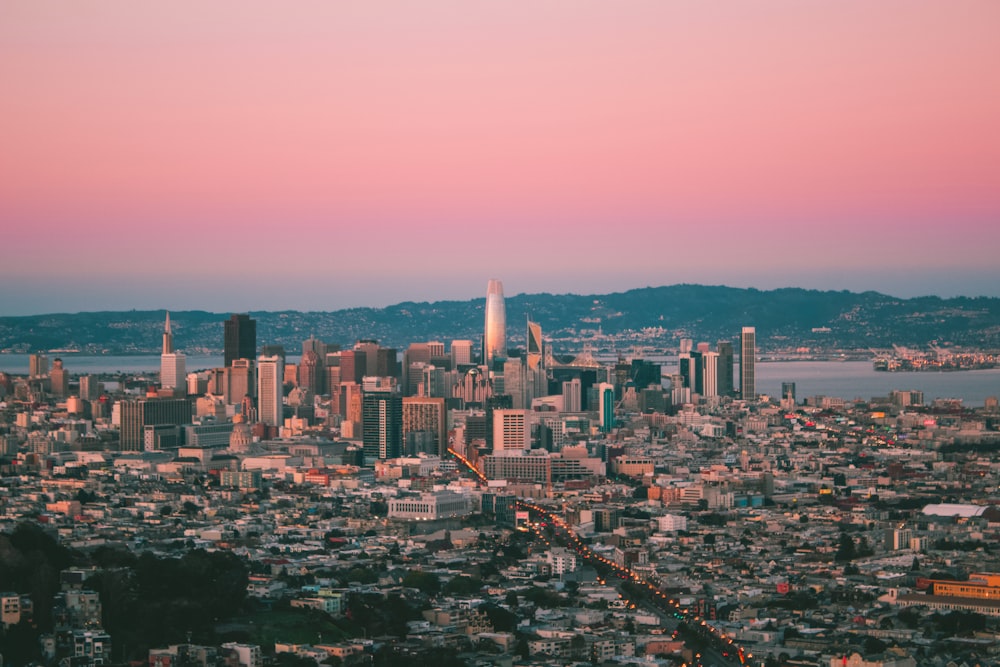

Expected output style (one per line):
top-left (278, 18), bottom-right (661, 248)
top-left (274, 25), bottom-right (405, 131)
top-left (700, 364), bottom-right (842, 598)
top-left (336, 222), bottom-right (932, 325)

top-left (1, 280), bottom-right (999, 319)
top-left (3, 2), bottom-right (998, 316)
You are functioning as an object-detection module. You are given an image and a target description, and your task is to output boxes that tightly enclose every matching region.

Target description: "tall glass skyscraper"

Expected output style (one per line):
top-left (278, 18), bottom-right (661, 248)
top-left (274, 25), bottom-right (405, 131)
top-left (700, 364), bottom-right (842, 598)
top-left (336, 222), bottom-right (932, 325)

top-left (224, 314), bottom-right (257, 368)
top-left (740, 326), bottom-right (756, 400)
top-left (484, 279), bottom-right (507, 366)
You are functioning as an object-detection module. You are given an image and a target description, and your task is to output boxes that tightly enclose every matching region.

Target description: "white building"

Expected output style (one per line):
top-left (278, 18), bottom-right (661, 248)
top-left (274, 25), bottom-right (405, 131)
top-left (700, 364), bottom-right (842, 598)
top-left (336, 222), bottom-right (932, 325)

top-left (222, 642), bottom-right (263, 667)
top-left (657, 514), bottom-right (688, 532)
top-left (388, 491), bottom-right (473, 520)
top-left (257, 355), bottom-right (282, 426)
top-left (546, 548), bottom-right (578, 576)
top-left (493, 409), bottom-right (530, 454)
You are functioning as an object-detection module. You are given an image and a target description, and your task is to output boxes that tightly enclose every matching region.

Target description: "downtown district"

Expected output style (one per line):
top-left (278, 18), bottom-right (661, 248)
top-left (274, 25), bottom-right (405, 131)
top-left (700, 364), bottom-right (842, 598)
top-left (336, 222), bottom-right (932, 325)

top-left (3, 280), bottom-right (1000, 667)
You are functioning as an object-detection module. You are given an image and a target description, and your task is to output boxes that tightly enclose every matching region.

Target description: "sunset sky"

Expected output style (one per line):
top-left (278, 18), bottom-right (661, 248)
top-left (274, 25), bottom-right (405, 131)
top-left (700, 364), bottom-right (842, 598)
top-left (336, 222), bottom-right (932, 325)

top-left (2, 1), bottom-right (999, 315)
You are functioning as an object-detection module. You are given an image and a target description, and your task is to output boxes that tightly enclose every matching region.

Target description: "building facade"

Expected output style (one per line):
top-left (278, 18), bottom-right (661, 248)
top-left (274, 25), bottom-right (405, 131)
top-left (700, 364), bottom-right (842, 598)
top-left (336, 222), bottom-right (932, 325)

top-left (740, 326), bottom-right (756, 400)
top-left (224, 314), bottom-right (257, 368)
top-left (484, 279), bottom-right (506, 366)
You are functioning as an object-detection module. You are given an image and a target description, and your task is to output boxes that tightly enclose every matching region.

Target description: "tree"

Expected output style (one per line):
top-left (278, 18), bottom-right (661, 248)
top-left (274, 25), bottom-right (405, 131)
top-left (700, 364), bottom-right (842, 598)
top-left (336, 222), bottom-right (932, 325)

top-left (402, 570), bottom-right (441, 596)
top-left (442, 575), bottom-right (481, 597)
top-left (835, 532), bottom-right (856, 562)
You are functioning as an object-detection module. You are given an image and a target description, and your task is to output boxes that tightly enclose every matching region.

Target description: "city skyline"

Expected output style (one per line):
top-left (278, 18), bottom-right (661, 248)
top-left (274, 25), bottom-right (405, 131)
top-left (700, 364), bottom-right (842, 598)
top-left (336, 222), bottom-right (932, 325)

top-left (2, 1), bottom-right (999, 316)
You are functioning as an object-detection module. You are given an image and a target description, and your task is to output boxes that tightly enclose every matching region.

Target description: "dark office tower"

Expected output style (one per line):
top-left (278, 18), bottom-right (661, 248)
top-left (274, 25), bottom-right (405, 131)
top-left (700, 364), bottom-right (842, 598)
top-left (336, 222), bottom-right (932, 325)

top-left (740, 327), bottom-right (756, 400)
top-left (717, 341), bottom-right (735, 396)
top-left (119, 397), bottom-right (193, 451)
top-left (630, 359), bottom-right (662, 389)
top-left (362, 390), bottom-right (402, 461)
top-left (484, 279), bottom-right (507, 366)
top-left (224, 314), bottom-right (257, 367)
top-left (781, 382), bottom-right (797, 403)
top-left (375, 348), bottom-right (399, 379)
top-left (691, 351), bottom-right (704, 395)
top-left (678, 353), bottom-right (694, 389)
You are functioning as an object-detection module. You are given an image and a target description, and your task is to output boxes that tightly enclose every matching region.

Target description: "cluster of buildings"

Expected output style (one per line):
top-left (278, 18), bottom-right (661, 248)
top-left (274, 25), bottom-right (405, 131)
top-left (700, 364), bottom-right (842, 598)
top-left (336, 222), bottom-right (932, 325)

top-left (2, 280), bottom-right (1000, 667)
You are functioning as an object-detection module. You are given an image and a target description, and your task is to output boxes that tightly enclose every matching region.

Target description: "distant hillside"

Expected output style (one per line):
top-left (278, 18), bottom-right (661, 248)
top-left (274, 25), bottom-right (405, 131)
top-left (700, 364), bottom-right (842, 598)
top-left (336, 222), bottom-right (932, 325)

top-left (1, 285), bottom-right (999, 355)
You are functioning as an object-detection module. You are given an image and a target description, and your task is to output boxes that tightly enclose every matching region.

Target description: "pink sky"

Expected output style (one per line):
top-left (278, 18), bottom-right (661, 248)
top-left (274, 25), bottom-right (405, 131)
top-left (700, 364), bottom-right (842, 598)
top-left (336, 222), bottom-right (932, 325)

top-left (2, 1), bottom-right (999, 314)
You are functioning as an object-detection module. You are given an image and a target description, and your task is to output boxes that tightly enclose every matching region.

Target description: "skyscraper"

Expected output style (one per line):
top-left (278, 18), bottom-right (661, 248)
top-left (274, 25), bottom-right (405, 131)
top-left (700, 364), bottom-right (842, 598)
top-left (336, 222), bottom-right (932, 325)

top-left (740, 327), bottom-right (756, 400)
top-left (257, 354), bottom-right (282, 426)
top-left (717, 341), bottom-right (735, 396)
top-left (702, 351), bottom-right (719, 398)
top-left (29, 353), bottom-right (48, 378)
top-left (403, 343), bottom-right (434, 396)
top-left (492, 409), bottom-right (530, 454)
top-left (597, 382), bottom-right (615, 433)
top-left (562, 378), bottom-right (582, 412)
top-left (503, 357), bottom-right (528, 409)
top-left (79, 375), bottom-right (100, 400)
top-left (49, 358), bottom-right (69, 398)
top-left (362, 390), bottom-right (402, 460)
top-left (484, 279), bottom-right (506, 366)
top-left (402, 396), bottom-right (447, 457)
top-left (119, 397), bottom-right (192, 451)
top-left (160, 312), bottom-right (187, 392)
top-left (224, 314), bottom-right (257, 368)
top-left (527, 319), bottom-right (543, 371)
top-left (450, 340), bottom-right (474, 368)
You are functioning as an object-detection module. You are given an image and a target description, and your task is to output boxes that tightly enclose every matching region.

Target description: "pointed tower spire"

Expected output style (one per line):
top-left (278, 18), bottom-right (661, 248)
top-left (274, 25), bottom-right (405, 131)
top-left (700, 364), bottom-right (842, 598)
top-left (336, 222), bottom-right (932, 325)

top-left (162, 311), bottom-right (174, 354)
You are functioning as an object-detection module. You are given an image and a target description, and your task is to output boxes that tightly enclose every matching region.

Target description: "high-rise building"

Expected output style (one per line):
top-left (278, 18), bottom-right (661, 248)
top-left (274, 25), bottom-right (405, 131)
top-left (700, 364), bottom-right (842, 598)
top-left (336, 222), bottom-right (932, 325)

top-left (362, 390), bottom-right (402, 460)
top-left (562, 378), bottom-right (582, 412)
top-left (597, 382), bottom-right (615, 433)
top-left (702, 351), bottom-right (719, 398)
top-left (224, 359), bottom-right (255, 405)
top-left (29, 353), bottom-right (49, 378)
top-left (257, 355), bottom-right (283, 427)
top-left (503, 358), bottom-right (528, 409)
top-left (678, 353), bottom-right (694, 389)
top-left (691, 351), bottom-right (704, 395)
top-left (79, 375), bottom-right (100, 400)
top-left (403, 343), bottom-right (434, 396)
top-left (740, 327), bottom-right (756, 400)
top-left (160, 313), bottom-right (186, 392)
top-left (119, 397), bottom-right (192, 451)
top-left (353, 340), bottom-right (399, 380)
top-left (339, 350), bottom-right (366, 384)
top-left (450, 340), bottom-right (474, 368)
top-left (402, 396), bottom-right (447, 457)
top-left (49, 358), bottom-right (69, 398)
top-left (527, 319), bottom-right (543, 371)
top-left (492, 409), bottom-right (530, 454)
top-left (224, 314), bottom-right (257, 368)
top-left (717, 341), bottom-right (734, 396)
top-left (298, 350), bottom-right (323, 397)
top-left (484, 279), bottom-right (507, 366)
